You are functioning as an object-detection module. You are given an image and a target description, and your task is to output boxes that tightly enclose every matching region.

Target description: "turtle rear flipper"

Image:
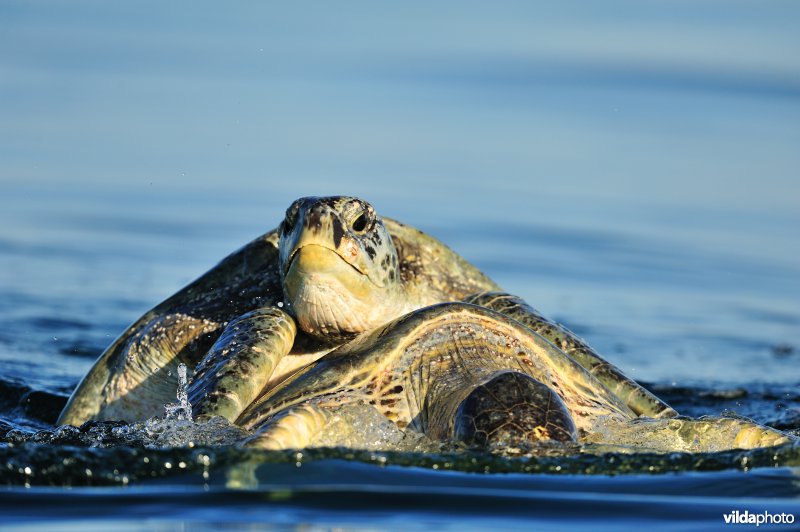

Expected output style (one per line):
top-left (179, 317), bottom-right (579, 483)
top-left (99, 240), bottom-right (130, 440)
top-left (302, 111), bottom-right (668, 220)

top-left (453, 371), bottom-right (577, 449)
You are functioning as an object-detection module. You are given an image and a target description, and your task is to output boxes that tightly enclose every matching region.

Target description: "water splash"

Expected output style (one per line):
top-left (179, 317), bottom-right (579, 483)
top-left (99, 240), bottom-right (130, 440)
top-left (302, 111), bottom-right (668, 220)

top-left (313, 404), bottom-right (447, 453)
top-left (1, 416), bottom-right (250, 449)
top-left (164, 363), bottom-right (192, 422)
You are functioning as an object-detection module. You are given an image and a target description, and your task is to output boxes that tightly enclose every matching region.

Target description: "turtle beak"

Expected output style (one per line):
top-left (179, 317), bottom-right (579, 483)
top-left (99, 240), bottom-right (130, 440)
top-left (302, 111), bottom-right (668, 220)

top-left (280, 220), bottom-right (371, 281)
top-left (285, 241), bottom-right (370, 280)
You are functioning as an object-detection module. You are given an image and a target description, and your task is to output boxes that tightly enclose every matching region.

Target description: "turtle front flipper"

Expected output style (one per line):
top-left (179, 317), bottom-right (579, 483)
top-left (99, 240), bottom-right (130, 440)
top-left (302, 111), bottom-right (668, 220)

top-left (242, 403), bottom-right (334, 450)
top-left (189, 307), bottom-right (296, 423)
top-left (586, 415), bottom-right (795, 452)
top-left (465, 292), bottom-right (677, 419)
top-left (243, 401), bottom-right (424, 451)
top-left (453, 371), bottom-right (578, 450)
top-left (58, 230), bottom-right (284, 426)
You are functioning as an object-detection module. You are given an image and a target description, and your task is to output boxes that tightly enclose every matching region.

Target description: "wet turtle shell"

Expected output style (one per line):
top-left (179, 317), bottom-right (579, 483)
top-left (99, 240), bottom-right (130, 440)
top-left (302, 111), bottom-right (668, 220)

top-left (233, 302), bottom-right (790, 453)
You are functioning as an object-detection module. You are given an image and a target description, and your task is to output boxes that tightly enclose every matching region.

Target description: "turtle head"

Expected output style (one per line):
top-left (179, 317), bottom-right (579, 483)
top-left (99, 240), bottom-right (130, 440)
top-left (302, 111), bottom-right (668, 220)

top-left (278, 196), bottom-right (402, 339)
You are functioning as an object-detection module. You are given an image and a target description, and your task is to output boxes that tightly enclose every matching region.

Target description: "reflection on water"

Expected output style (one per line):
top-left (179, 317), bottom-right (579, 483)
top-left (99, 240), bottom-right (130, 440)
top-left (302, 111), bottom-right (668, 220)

top-left (1, 0), bottom-right (799, 528)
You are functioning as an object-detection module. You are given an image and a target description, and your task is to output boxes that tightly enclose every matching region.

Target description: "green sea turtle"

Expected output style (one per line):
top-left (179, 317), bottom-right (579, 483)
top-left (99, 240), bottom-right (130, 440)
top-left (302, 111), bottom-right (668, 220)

top-left (236, 302), bottom-right (791, 453)
top-left (58, 196), bottom-right (793, 453)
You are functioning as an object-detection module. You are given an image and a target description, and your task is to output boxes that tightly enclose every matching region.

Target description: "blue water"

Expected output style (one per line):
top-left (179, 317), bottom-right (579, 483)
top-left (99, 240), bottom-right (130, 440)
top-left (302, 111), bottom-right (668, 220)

top-left (1, 1), bottom-right (800, 529)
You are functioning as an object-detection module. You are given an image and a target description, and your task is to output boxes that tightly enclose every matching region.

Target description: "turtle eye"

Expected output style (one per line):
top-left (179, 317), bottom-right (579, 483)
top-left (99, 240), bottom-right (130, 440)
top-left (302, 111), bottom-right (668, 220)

top-left (351, 212), bottom-right (368, 233)
top-left (344, 200), bottom-right (375, 234)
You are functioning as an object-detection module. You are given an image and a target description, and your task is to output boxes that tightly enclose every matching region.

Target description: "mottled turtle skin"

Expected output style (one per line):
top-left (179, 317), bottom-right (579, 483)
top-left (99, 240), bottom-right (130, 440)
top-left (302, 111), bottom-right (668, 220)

top-left (58, 196), bottom-right (793, 453)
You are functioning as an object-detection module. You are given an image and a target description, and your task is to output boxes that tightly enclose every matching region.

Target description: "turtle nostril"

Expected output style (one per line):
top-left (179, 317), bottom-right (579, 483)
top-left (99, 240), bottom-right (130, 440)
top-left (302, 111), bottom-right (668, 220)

top-left (351, 212), bottom-right (368, 233)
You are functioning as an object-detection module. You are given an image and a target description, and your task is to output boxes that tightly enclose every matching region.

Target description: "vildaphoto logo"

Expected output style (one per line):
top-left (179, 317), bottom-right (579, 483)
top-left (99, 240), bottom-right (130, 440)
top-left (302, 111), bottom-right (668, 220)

top-left (723, 510), bottom-right (795, 526)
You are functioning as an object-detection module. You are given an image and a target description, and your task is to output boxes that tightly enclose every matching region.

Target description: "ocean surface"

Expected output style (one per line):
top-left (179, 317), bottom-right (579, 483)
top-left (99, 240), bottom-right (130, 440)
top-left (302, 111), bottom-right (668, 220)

top-left (1, 1), bottom-right (799, 529)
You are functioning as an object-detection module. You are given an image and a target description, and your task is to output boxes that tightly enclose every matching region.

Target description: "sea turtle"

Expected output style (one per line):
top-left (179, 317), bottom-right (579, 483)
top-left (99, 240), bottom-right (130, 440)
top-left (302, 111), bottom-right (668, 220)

top-left (235, 302), bottom-right (791, 453)
top-left (58, 196), bottom-right (793, 453)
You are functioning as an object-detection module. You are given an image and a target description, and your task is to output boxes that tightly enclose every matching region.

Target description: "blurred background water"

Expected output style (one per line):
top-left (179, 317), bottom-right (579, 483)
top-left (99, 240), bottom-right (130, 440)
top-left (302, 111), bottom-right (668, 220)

top-left (1, 1), bottom-right (799, 529)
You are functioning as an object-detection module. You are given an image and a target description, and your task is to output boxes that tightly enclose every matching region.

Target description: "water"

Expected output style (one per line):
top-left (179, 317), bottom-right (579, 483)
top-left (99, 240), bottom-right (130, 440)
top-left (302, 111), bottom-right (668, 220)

top-left (163, 364), bottom-right (193, 423)
top-left (1, 1), bottom-right (800, 529)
